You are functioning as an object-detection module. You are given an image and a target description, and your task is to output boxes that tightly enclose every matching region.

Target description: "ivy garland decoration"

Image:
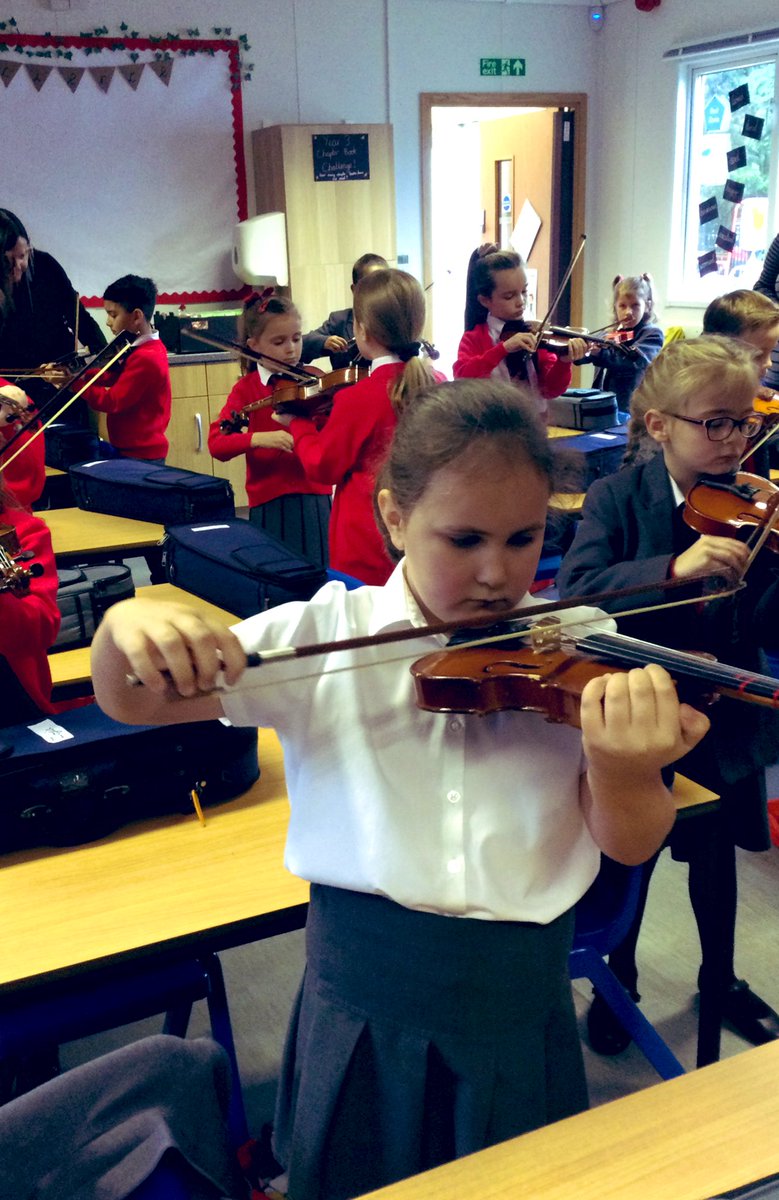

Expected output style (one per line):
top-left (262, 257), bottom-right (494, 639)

top-left (0, 17), bottom-right (254, 80)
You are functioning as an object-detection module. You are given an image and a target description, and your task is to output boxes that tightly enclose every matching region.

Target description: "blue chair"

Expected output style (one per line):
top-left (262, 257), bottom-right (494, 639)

top-left (570, 857), bottom-right (685, 1081)
top-left (0, 952), bottom-right (248, 1144)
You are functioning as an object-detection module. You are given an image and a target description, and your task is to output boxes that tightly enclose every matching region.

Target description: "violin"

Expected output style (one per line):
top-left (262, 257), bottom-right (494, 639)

top-left (0, 387), bottom-right (37, 430)
top-left (410, 621), bottom-right (779, 727)
top-left (684, 472), bottom-right (779, 553)
top-left (0, 524), bottom-right (44, 596)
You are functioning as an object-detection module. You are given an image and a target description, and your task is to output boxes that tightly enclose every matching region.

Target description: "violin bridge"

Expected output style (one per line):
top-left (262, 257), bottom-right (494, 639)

top-left (529, 615), bottom-right (563, 653)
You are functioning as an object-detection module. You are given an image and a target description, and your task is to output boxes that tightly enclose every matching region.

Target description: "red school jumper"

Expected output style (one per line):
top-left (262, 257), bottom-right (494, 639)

top-left (291, 362), bottom-right (444, 586)
top-left (208, 371), bottom-right (331, 507)
top-left (454, 322), bottom-right (572, 399)
top-left (0, 506), bottom-right (61, 713)
top-left (85, 336), bottom-right (171, 460)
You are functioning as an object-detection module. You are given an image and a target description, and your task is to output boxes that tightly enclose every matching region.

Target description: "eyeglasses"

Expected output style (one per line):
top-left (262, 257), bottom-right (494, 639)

top-left (667, 412), bottom-right (764, 442)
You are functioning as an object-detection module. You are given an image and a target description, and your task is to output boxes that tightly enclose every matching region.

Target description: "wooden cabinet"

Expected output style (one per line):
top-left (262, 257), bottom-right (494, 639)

top-left (252, 123), bottom-right (396, 333)
top-left (166, 358), bottom-right (248, 507)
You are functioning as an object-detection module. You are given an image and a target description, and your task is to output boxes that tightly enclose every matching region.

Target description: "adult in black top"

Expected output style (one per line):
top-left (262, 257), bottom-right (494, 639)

top-left (0, 209), bottom-right (106, 421)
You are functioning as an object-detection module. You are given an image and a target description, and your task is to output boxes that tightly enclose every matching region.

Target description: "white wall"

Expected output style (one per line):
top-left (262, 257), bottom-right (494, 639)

top-left (6, 0), bottom-right (778, 335)
top-left (589, 0), bottom-right (779, 334)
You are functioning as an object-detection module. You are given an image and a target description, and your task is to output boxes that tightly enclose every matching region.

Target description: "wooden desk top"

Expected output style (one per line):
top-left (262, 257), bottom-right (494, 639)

top-left (1, 728), bottom-right (309, 993)
top-left (44, 465), bottom-right (65, 477)
top-left (360, 1040), bottom-right (779, 1200)
top-left (40, 508), bottom-right (165, 556)
top-left (48, 583), bottom-right (240, 690)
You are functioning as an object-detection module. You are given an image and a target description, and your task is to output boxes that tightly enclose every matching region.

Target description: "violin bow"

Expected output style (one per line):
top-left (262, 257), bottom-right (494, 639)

top-left (0, 332), bottom-right (134, 475)
top-left (185, 328), bottom-right (320, 383)
top-left (529, 233), bottom-right (587, 352)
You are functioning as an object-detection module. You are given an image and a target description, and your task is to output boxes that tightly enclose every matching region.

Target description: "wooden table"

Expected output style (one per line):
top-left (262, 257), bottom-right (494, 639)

top-left (48, 583), bottom-right (239, 699)
top-left (40, 507), bottom-right (165, 573)
top-left (359, 1040), bottom-right (779, 1200)
top-left (1, 728), bottom-right (309, 996)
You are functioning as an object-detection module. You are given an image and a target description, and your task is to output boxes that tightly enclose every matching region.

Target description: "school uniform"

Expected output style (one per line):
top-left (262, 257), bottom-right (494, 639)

top-left (0, 506), bottom-right (60, 724)
top-left (0, 382), bottom-right (45, 510)
top-left (454, 316), bottom-right (573, 407)
top-left (576, 316), bottom-right (664, 411)
top-left (301, 308), bottom-right (368, 370)
top-left (208, 367), bottom-right (331, 569)
top-left (754, 236), bottom-right (779, 390)
top-left (558, 451), bottom-right (779, 840)
top-left (220, 568), bottom-right (610, 1199)
top-left (290, 359), bottom-right (410, 585)
top-left (85, 334), bottom-right (171, 461)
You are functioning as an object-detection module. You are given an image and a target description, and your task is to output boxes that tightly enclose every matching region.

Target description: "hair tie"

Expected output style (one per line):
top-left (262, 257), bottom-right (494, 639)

top-left (397, 341), bottom-right (421, 363)
top-left (245, 285), bottom-right (275, 313)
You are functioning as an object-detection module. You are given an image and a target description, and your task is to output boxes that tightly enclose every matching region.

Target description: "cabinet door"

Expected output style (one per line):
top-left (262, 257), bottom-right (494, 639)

top-left (166, 395), bottom-right (212, 474)
top-left (208, 394), bottom-right (249, 507)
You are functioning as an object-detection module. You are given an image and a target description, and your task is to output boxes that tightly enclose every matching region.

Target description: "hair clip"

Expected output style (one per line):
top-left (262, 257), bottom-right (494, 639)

top-left (246, 286), bottom-right (275, 313)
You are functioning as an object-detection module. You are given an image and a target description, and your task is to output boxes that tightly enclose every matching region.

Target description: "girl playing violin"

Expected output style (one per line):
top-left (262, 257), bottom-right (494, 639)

top-left (91, 378), bottom-right (707, 1200)
top-left (454, 246), bottom-right (586, 421)
top-left (558, 336), bottom-right (779, 1054)
top-left (0, 476), bottom-right (60, 726)
top-left (208, 294), bottom-right (332, 569)
top-left (0, 381), bottom-right (44, 510)
top-left (282, 268), bottom-right (443, 585)
top-left (576, 273), bottom-right (664, 412)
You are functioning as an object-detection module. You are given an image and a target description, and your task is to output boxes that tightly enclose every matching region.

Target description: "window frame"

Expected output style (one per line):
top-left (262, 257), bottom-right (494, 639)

top-left (668, 39), bottom-right (779, 307)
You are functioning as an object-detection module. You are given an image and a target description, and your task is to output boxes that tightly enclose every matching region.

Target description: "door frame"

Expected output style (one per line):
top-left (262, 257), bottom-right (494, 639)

top-left (420, 92), bottom-right (588, 329)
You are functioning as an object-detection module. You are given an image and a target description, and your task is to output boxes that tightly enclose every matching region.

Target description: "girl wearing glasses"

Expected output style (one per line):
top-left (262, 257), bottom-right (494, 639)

top-left (558, 335), bottom-right (779, 1056)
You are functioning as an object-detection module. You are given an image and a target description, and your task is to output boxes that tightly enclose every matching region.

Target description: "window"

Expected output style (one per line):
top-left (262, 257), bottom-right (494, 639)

top-left (669, 39), bottom-right (779, 305)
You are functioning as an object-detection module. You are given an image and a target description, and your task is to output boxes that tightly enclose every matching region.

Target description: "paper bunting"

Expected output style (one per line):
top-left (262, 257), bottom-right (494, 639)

top-left (0, 59), bottom-right (19, 86)
top-left (728, 84), bottom-right (749, 113)
top-left (118, 63), bottom-right (144, 90)
top-left (88, 65), bottom-right (114, 93)
top-left (149, 58), bottom-right (173, 85)
top-left (727, 146), bottom-right (747, 172)
top-left (25, 63), bottom-right (51, 91)
top-left (698, 250), bottom-right (718, 277)
top-left (743, 113), bottom-right (765, 140)
top-left (58, 65), bottom-right (84, 93)
top-left (699, 196), bottom-right (718, 225)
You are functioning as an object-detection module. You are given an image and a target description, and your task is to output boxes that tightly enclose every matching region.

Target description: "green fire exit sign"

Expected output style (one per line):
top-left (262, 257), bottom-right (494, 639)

top-left (480, 57), bottom-right (526, 77)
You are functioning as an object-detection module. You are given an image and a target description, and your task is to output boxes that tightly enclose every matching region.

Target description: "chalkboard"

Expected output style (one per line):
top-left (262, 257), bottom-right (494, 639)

top-left (312, 133), bottom-right (370, 182)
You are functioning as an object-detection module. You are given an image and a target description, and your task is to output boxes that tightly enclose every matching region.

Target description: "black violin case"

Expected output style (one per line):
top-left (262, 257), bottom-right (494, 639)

top-left (69, 459), bottom-right (235, 525)
top-left (548, 388), bottom-right (619, 432)
top-left (0, 704), bottom-right (259, 852)
top-left (164, 517), bottom-right (327, 618)
top-left (551, 425), bottom-right (628, 492)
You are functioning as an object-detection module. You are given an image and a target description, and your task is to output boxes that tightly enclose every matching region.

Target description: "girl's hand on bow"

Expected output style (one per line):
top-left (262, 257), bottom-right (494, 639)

top-left (672, 534), bottom-right (749, 581)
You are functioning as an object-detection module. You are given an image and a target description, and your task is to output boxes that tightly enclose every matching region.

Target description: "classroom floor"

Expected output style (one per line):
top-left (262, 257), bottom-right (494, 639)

top-left (56, 553), bottom-right (779, 1139)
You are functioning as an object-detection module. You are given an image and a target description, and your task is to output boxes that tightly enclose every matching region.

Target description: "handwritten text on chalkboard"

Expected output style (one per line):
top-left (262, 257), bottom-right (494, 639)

top-left (312, 133), bottom-right (370, 182)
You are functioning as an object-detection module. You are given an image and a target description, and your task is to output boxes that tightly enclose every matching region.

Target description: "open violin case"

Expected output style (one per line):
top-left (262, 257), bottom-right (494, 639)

top-left (69, 459), bottom-right (235, 525)
top-left (0, 704), bottom-right (260, 852)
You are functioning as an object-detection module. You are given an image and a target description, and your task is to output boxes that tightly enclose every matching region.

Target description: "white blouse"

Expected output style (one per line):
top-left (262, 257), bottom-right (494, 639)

top-left (220, 563), bottom-right (606, 923)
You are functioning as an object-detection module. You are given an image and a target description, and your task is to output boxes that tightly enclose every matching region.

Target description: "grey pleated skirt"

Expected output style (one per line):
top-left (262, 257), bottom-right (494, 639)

top-left (273, 884), bottom-right (587, 1200)
top-left (249, 493), bottom-right (331, 571)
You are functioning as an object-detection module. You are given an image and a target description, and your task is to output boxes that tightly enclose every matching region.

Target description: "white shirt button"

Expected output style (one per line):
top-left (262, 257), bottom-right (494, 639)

top-left (449, 718), bottom-right (462, 731)
top-left (447, 856), bottom-right (463, 874)
top-left (446, 789), bottom-right (461, 804)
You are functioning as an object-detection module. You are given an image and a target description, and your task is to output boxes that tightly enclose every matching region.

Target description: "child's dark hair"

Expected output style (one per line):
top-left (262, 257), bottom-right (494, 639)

top-left (103, 275), bottom-right (157, 321)
top-left (0, 209), bottom-right (29, 254)
top-left (464, 246), bottom-right (525, 331)
top-left (703, 289), bottom-right (779, 337)
top-left (352, 253), bottom-right (388, 285)
top-left (623, 335), bottom-right (760, 467)
top-left (612, 274), bottom-right (656, 324)
top-left (353, 268), bottom-right (436, 413)
top-left (374, 378), bottom-right (553, 558)
top-left (241, 293), bottom-right (300, 342)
